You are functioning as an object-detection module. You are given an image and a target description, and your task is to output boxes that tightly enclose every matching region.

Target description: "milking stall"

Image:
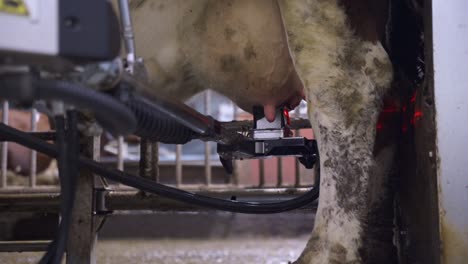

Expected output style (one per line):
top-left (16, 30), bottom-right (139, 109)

top-left (0, 0), bottom-right (467, 263)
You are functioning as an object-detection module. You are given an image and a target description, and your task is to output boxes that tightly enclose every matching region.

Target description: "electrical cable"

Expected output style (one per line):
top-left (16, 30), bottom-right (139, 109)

top-left (39, 116), bottom-right (65, 263)
top-left (39, 112), bottom-right (79, 264)
top-left (0, 122), bottom-right (319, 214)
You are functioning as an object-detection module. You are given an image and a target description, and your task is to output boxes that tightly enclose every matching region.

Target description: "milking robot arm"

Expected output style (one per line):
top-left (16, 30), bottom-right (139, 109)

top-left (217, 106), bottom-right (319, 173)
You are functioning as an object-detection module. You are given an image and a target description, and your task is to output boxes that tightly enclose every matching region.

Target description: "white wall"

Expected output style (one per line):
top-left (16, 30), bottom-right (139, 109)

top-left (433, 0), bottom-right (468, 263)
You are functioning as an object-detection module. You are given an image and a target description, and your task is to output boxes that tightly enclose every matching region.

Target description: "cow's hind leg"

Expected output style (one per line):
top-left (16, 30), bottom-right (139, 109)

top-left (278, 1), bottom-right (394, 263)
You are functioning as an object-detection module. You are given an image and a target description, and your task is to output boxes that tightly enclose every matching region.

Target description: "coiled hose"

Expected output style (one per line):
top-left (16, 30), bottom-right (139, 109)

top-left (123, 94), bottom-right (196, 144)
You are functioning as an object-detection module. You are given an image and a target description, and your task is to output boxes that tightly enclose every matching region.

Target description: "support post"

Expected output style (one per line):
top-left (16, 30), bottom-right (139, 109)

top-left (66, 136), bottom-right (100, 264)
top-left (139, 139), bottom-right (159, 181)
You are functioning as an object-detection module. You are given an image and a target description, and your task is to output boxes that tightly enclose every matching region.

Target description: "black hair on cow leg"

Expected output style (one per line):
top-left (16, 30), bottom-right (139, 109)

top-left (388, 0), bottom-right (425, 87)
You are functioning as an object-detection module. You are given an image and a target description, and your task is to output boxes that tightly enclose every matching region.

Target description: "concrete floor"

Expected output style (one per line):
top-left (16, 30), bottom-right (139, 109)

top-left (0, 237), bottom-right (308, 264)
top-left (0, 211), bottom-right (315, 263)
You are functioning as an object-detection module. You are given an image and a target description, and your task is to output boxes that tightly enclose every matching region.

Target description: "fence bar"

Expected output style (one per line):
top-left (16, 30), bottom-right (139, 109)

top-left (204, 91), bottom-right (212, 185)
top-left (29, 108), bottom-right (38, 187)
top-left (0, 240), bottom-right (51, 252)
top-left (294, 107), bottom-right (301, 187)
top-left (295, 159), bottom-right (301, 187)
top-left (0, 191), bottom-right (60, 212)
top-left (232, 103), bottom-right (240, 186)
top-left (1, 101), bottom-right (9, 188)
top-left (175, 144), bottom-right (183, 187)
top-left (0, 188), bottom-right (316, 213)
top-left (259, 159), bottom-right (265, 187)
top-left (151, 141), bottom-right (159, 182)
top-left (139, 139), bottom-right (159, 182)
top-left (204, 142), bottom-right (211, 185)
top-left (277, 157), bottom-right (283, 187)
top-left (117, 136), bottom-right (125, 171)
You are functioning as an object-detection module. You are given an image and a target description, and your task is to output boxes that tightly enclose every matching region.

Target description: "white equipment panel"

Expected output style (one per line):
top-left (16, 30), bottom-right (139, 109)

top-left (0, 0), bottom-right (59, 56)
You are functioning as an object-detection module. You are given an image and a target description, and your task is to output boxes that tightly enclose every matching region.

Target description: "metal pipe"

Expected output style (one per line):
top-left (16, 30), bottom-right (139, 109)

top-left (151, 141), bottom-right (159, 182)
top-left (175, 145), bottom-right (183, 187)
top-left (1, 101), bottom-right (8, 188)
top-left (221, 118), bottom-right (311, 132)
top-left (29, 108), bottom-right (38, 187)
top-left (139, 139), bottom-right (159, 181)
top-left (232, 103), bottom-right (240, 186)
top-left (295, 159), bottom-right (301, 187)
top-left (0, 186), bottom-right (59, 194)
top-left (277, 157), bottom-right (283, 187)
top-left (0, 192), bottom-right (60, 212)
top-left (117, 136), bottom-right (125, 171)
top-left (292, 108), bottom-right (303, 187)
top-left (117, 0), bottom-right (136, 73)
top-left (259, 159), bottom-right (265, 187)
top-left (0, 188), bottom-right (316, 213)
top-left (0, 241), bottom-right (51, 252)
top-left (204, 91), bottom-right (212, 186)
top-left (204, 143), bottom-right (211, 186)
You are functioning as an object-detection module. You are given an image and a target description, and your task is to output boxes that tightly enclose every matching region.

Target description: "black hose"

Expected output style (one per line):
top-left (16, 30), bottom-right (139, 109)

top-left (0, 75), bottom-right (137, 135)
top-left (55, 112), bottom-right (78, 264)
top-left (81, 158), bottom-right (318, 213)
top-left (124, 94), bottom-right (196, 144)
top-left (39, 112), bottom-right (78, 264)
top-left (39, 116), bottom-right (65, 264)
top-left (0, 122), bottom-right (319, 214)
top-left (52, 117), bottom-right (68, 264)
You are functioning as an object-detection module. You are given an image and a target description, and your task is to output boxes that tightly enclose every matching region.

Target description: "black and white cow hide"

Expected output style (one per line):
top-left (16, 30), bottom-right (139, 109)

top-left (127, 0), bottom-right (396, 263)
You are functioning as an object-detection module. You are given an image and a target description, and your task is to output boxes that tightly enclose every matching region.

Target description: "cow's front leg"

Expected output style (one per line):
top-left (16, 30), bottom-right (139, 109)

top-left (278, 1), bottom-right (394, 263)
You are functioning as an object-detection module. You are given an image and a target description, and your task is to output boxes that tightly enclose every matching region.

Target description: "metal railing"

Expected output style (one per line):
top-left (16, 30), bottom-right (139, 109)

top-left (0, 103), bottom-right (45, 189)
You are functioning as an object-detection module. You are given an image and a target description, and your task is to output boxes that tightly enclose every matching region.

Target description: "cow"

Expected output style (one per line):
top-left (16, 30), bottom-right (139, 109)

top-left (0, 109), bottom-right (61, 187)
top-left (127, 0), bottom-right (395, 263)
top-left (1, 110), bottom-right (53, 177)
